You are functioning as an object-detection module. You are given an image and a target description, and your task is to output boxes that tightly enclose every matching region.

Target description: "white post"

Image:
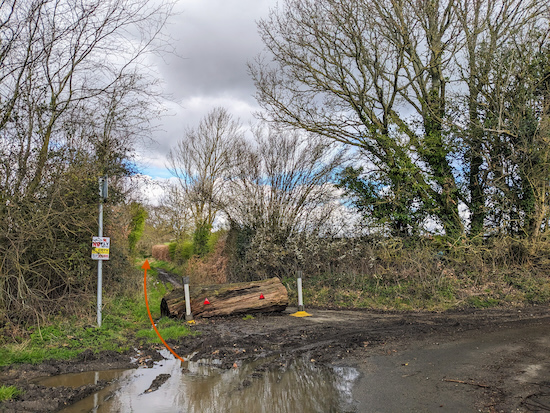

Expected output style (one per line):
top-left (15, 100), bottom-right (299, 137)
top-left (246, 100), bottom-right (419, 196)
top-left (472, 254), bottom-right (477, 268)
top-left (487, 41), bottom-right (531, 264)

top-left (183, 276), bottom-right (194, 322)
top-left (297, 271), bottom-right (304, 312)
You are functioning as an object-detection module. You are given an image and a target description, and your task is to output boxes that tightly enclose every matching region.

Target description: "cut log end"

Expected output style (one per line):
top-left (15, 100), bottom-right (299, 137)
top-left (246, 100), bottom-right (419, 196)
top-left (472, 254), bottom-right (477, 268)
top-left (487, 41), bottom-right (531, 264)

top-left (160, 298), bottom-right (170, 318)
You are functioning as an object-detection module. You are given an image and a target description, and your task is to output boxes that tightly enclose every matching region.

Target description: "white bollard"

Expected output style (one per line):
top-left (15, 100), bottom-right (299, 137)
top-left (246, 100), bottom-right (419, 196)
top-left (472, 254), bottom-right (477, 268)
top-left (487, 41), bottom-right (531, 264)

top-left (297, 271), bottom-right (304, 312)
top-left (183, 277), bottom-right (194, 323)
top-left (291, 270), bottom-right (311, 317)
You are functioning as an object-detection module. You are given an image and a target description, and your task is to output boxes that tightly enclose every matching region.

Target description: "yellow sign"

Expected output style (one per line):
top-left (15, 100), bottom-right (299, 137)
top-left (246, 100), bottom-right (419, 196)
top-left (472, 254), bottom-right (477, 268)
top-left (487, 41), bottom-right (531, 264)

top-left (92, 237), bottom-right (110, 260)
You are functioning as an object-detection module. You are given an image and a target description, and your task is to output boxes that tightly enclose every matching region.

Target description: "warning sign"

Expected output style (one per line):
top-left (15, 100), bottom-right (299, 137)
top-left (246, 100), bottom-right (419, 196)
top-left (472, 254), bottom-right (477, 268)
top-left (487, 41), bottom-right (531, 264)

top-left (91, 237), bottom-right (110, 260)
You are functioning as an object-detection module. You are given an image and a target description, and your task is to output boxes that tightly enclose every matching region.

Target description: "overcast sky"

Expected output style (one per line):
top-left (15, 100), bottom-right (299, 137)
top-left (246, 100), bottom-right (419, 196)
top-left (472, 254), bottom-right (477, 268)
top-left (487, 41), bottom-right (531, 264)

top-left (136, 0), bottom-right (276, 179)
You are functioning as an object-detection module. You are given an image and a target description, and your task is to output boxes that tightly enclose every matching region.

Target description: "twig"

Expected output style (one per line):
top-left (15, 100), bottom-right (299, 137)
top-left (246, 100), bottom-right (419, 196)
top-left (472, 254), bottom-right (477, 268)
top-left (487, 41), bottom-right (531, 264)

top-left (443, 378), bottom-right (491, 388)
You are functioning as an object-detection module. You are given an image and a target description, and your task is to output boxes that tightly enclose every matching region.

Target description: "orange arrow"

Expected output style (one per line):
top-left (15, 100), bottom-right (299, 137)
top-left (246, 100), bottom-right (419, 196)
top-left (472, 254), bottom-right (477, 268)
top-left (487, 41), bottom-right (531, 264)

top-left (143, 259), bottom-right (185, 363)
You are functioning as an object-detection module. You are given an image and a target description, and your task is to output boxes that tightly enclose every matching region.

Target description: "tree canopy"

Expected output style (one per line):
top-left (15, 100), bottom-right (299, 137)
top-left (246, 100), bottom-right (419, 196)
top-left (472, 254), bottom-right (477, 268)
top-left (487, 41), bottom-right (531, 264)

top-left (251, 0), bottom-right (550, 239)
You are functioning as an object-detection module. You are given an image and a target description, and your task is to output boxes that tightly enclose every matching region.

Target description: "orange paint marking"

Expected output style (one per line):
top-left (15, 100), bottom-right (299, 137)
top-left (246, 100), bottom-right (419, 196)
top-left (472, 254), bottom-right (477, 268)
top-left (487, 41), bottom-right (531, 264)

top-left (142, 260), bottom-right (185, 363)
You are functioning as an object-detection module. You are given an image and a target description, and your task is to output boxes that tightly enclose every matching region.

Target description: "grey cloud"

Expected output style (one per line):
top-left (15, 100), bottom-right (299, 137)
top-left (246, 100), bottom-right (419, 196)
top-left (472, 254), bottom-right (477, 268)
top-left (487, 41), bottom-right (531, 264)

top-left (138, 0), bottom-right (276, 178)
top-left (157, 0), bottom-right (274, 102)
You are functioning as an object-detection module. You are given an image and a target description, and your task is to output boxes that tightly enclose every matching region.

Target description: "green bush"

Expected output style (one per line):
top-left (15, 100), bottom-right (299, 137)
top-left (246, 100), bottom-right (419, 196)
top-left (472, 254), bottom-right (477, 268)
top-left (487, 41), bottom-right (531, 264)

top-left (128, 202), bottom-right (148, 254)
top-left (168, 240), bottom-right (194, 263)
top-left (193, 222), bottom-right (212, 257)
top-left (207, 230), bottom-right (223, 252)
top-left (166, 228), bottom-right (224, 264)
top-left (168, 242), bottom-right (178, 261)
top-left (179, 240), bottom-right (195, 261)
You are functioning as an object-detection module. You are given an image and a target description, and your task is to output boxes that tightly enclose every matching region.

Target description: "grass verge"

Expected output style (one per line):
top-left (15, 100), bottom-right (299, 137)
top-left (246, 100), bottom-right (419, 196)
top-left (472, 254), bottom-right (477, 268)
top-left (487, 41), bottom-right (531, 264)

top-left (284, 266), bottom-right (550, 311)
top-left (136, 317), bottom-right (196, 343)
top-left (0, 260), bottom-right (196, 367)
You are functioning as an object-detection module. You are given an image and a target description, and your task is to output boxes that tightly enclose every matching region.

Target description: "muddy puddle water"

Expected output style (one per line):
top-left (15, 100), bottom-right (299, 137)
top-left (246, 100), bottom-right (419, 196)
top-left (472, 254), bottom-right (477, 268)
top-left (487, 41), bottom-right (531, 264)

top-left (35, 350), bottom-right (359, 413)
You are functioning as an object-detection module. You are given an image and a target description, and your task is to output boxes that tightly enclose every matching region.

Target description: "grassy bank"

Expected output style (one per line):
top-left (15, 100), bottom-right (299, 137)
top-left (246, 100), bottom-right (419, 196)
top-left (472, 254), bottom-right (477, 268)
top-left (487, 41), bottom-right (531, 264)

top-left (274, 236), bottom-right (550, 312)
top-left (284, 267), bottom-right (550, 311)
top-left (0, 260), bottom-right (195, 367)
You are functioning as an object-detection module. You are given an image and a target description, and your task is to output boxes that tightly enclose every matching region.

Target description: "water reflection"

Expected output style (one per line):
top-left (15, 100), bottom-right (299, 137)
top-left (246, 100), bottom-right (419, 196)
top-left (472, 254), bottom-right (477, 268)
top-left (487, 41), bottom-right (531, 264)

top-left (44, 352), bottom-right (359, 413)
top-left (33, 369), bottom-right (129, 388)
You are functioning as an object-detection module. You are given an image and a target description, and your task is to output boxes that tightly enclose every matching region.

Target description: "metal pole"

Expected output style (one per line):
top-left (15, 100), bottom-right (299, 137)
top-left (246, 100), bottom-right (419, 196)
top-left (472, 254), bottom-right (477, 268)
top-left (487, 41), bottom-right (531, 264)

top-left (297, 271), bottom-right (304, 312)
top-left (183, 277), bottom-right (193, 322)
top-left (97, 199), bottom-right (103, 328)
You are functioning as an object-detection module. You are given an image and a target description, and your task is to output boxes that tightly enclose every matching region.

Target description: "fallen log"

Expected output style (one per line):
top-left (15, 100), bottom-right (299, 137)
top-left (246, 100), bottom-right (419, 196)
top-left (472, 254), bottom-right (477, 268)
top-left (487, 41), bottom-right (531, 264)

top-left (160, 277), bottom-right (288, 318)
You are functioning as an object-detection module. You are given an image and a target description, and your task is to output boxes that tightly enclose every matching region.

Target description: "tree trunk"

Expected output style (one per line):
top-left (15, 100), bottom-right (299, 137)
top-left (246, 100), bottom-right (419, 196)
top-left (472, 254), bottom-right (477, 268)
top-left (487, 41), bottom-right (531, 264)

top-left (160, 277), bottom-right (288, 318)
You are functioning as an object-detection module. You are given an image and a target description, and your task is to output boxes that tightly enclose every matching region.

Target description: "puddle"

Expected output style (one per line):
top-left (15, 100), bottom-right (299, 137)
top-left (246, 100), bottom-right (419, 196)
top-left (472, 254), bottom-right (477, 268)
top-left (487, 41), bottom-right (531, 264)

top-left (35, 350), bottom-right (359, 413)
top-left (33, 369), bottom-right (129, 388)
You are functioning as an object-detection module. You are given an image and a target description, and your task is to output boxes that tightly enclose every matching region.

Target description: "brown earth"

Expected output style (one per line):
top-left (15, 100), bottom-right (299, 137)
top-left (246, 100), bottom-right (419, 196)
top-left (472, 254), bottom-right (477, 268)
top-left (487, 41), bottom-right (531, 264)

top-left (1, 305), bottom-right (549, 412)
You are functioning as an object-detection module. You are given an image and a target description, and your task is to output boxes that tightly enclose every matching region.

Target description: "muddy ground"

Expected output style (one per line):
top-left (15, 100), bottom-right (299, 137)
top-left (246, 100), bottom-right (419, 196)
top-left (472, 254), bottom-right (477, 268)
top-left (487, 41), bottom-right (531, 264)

top-left (1, 305), bottom-right (549, 412)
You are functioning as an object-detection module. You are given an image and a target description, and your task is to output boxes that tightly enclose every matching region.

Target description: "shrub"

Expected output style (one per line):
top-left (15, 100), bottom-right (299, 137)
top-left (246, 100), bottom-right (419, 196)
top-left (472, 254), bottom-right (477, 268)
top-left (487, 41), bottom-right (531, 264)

top-left (193, 222), bottom-right (212, 257)
top-left (179, 240), bottom-right (195, 261)
top-left (128, 203), bottom-right (148, 254)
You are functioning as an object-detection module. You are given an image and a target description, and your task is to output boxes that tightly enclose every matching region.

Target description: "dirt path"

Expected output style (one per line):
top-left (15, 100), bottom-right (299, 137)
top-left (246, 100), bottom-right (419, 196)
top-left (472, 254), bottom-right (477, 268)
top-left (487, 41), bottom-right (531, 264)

top-left (1, 305), bottom-right (549, 412)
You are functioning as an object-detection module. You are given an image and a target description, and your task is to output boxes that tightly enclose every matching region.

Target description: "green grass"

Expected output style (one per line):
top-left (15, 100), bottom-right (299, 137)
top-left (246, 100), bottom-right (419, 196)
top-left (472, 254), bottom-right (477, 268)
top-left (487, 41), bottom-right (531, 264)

top-left (0, 313), bottom-right (134, 366)
top-left (504, 272), bottom-right (550, 304)
top-left (467, 296), bottom-right (501, 308)
top-left (136, 317), bottom-right (196, 344)
top-left (0, 385), bottom-right (22, 402)
top-left (0, 262), bottom-right (198, 367)
top-left (151, 259), bottom-right (182, 275)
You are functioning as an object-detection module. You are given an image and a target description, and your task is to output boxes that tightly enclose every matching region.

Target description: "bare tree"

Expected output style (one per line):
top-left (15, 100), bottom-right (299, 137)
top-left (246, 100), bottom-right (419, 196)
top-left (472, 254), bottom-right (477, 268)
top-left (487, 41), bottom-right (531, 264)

top-left (1, 0), bottom-right (171, 198)
top-left (0, 0), bottom-right (174, 321)
top-left (223, 124), bottom-right (347, 279)
top-left (167, 107), bottom-right (246, 231)
top-left (225, 125), bottom-right (345, 236)
top-left (158, 183), bottom-right (193, 242)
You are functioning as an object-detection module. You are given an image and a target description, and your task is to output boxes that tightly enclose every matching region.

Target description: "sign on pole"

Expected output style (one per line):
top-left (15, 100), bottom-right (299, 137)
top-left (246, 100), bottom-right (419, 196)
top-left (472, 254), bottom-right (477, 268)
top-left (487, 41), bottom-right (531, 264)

top-left (91, 237), bottom-right (110, 260)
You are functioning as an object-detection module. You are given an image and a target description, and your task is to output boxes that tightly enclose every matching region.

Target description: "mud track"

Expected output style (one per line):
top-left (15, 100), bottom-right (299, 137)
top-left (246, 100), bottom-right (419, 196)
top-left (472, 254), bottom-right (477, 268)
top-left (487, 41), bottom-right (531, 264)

top-left (1, 305), bottom-right (549, 412)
